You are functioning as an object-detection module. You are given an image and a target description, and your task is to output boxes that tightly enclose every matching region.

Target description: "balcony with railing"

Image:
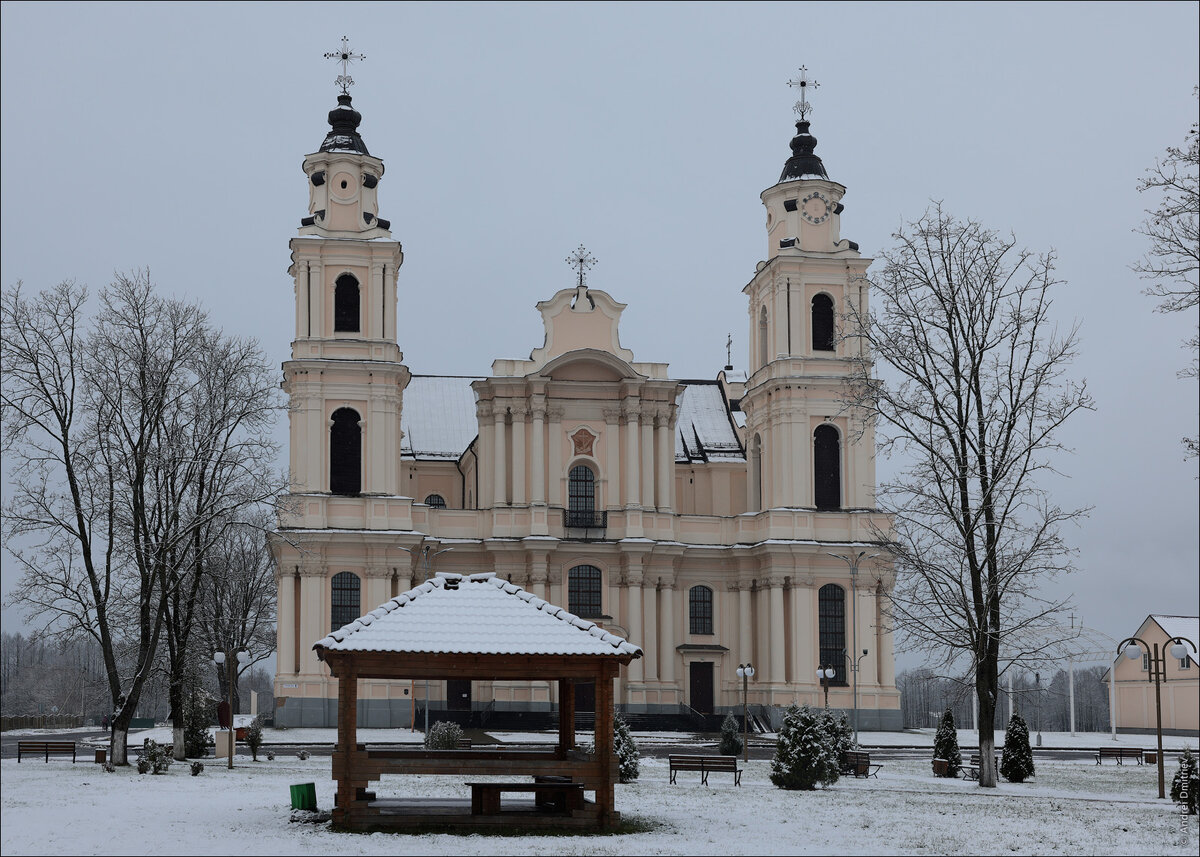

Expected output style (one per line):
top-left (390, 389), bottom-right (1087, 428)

top-left (563, 508), bottom-right (608, 534)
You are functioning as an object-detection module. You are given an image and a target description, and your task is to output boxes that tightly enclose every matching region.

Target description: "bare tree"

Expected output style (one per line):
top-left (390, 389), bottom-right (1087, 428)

top-left (1135, 88), bottom-right (1199, 458)
top-left (845, 206), bottom-right (1094, 787)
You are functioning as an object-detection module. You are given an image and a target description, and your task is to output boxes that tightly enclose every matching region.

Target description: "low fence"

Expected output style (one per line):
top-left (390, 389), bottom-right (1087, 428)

top-left (1, 715), bottom-right (85, 731)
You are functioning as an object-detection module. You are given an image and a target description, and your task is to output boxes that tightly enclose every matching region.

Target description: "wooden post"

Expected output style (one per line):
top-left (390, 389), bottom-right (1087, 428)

top-left (558, 679), bottom-right (576, 753)
top-left (332, 660), bottom-right (359, 823)
top-left (594, 664), bottom-right (617, 827)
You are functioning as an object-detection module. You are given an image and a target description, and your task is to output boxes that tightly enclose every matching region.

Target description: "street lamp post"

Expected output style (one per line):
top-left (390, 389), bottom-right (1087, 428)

top-left (1116, 634), bottom-right (1196, 799)
top-left (213, 648), bottom-right (250, 770)
top-left (828, 551), bottom-right (879, 747)
top-left (817, 665), bottom-right (836, 710)
top-left (736, 663), bottom-right (754, 763)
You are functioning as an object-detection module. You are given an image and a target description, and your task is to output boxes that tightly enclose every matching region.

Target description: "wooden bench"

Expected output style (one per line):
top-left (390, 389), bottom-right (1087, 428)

top-left (465, 780), bottom-right (585, 815)
top-left (17, 741), bottom-right (76, 763)
top-left (841, 750), bottom-right (881, 778)
top-left (668, 754), bottom-right (743, 786)
top-left (1096, 747), bottom-right (1143, 765)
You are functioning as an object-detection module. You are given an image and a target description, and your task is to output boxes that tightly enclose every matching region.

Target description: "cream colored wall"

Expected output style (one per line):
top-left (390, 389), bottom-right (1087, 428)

top-left (1109, 617), bottom-right (1199, 732)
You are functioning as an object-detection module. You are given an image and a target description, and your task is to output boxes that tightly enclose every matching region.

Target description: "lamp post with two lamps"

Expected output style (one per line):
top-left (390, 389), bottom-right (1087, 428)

top-left (1116, 634), bottom-right (1196, 799)
top-left (817, 664), bottom-right (836, 709)
top-left (736, 663), bottom-right (754, 763)
top-left (828, 550), bottom-right (879, 747)
top-left (213, 648), bottom-right (250, 770)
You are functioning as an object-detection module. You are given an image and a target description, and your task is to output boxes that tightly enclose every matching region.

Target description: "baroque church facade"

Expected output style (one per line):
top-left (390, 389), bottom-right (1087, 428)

top-left (271, 85), bottom-right (901, 731)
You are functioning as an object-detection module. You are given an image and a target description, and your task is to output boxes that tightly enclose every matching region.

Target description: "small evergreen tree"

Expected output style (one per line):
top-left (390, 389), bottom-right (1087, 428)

top-left (999, 713), bottom-right (1035, 783)
top-left (246, 716), bottom-right (264, 761)
top-left (138, 739), bottom-right (173, 775)
top-left (183, 692), bottom-right (213, 758)
top-left (1171, 747), bottom-right (1198, 815)
top-left (933, 709), bottom-right (962, 777)
top-left (425, 720), bottom-right (463, 750)
top-left (614, 713), bottom-right (640, 783)
top-left (719, 713), bottom-right (744, 757)
top-left (770, 704), bottom-right (840, 790)
top-left (822, 709), bottom-right (853, 765)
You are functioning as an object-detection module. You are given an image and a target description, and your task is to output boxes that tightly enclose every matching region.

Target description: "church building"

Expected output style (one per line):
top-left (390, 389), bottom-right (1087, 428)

top-left (271, 68), bottom-right (901, 731)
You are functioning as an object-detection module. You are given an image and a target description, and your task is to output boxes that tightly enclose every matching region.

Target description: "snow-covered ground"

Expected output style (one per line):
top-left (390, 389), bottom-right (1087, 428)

top-left (2, 743), bottom-right (1196, 854)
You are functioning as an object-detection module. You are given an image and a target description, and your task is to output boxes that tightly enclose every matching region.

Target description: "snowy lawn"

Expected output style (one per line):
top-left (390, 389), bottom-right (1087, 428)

top-left (2, 751), bottom-right (1197, 855)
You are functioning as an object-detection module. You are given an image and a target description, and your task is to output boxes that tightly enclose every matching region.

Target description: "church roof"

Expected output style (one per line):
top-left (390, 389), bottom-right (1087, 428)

top-left (1152, 615), bottom-right (1198, 660)
top-left (319, 94), bottom-right (371, 155)
top-left (401, 375), bottom-right (483, 460)
top-left (314, 572), bottom-right (642, 658)
top-left (779, 119), bottom-right (828, 182)
top-left (675, 381), bottom-right (745, 462)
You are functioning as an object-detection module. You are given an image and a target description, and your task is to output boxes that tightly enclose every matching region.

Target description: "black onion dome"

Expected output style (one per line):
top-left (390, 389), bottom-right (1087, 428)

top-left (320, 94), bottom-right (370, 155)
top-left (779, 120), bottom-right (828, 182)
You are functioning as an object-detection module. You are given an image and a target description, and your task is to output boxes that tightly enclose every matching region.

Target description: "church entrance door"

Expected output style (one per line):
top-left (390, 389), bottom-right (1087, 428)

top-left (689, 662), bottom-right (714, 713)
top-left (447, 679), bottom-right (471, 710)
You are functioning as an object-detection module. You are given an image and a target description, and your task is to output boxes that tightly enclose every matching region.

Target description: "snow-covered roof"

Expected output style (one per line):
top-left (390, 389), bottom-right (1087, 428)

top-left (400, 375), bottom-right (481, 460)
top-left (676, 382), bottom-right (744, 463)
top-left (1152, 615), bottom-right (1198, 663)
top-left (315, 572), bottom-right (642, 658)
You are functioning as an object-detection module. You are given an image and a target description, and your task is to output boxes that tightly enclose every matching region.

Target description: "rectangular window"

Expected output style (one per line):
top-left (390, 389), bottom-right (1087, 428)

top-left (1181, 657), bottom-right (1192, 670)
top-left (1142, 653), bottom-right (1151, 671)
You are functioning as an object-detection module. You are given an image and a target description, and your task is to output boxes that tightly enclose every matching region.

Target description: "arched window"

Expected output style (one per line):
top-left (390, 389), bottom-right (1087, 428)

top-left (751, 433), bottom-right (763, 512)
top-left (814, 424), bottom-right (841, 510)
top-left (330, 407), bottom-right (361, 495)
top-left (689, 585), bottom-right (714, 635)
top-left (568, 565), bottom-right (602, 617)
top-left (567, 464), bottom-right (596, 527)
top-left (331, 571), bottom-right (361, 631)
top-left (758, 305), bottom-right (769, 367)
top-left (812, 293), bottom-right (835, 352)
top-left (819, 583), bottom-right (846, 685)
top-left (334, 274), bottom-right (360, 333)
top-left (424, 493), bottom-right (447, 508)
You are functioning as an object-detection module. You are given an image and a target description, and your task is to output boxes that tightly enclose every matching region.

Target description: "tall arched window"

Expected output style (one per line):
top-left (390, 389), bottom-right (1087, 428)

top-left (751, 433), bottom-right (763, 512)
top-left (424, 493), bottom-right (447, 508)
top-left (689, 585), bottom-right (714, 635)
top-left (330, 407), bottom-right (361, 495)
top-left (567, 464), bottom-right (596, 527)
top-left (812, 293), bottom-right (835, 352)
top-left (814, 424), bottom-right (841, 510)
top-left (334, 274), bottom-right (360, 333)
top-left (568, 564), bottom-right (602, 617)
top-left (331, 571), bottom-right (361, 631)
top-left (758, 306), bottom-right (769, 367)
top-left (819, 583), bottom-right (846, 684)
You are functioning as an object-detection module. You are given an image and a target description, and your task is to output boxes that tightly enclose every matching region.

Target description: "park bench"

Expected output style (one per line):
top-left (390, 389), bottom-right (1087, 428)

top-left (1095, 747), bottom-right (1143, 765)
top-left (17, 740), bottom-right (76, 763)
top-left (465, 780), bottom-right (585, 815)
top-left (841, 750), bottom-right (881, 778)
top-left (668, 754), bottom-right (742, 786)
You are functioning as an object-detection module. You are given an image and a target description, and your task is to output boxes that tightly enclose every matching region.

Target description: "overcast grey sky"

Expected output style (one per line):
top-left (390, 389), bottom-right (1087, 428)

top-left (2, 2), bottom-right (1197, 667)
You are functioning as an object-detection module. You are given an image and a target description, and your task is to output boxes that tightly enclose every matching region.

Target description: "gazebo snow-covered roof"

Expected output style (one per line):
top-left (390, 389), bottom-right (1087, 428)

top-left (314, 572), bottom-right (640, 831)
top-left (317, 572), bottom-right (641, 658)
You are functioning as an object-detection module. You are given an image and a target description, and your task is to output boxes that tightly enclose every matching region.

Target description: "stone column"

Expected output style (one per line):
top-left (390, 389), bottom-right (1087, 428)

top-left (603, 408), bottom-right (621, 508)
top-left (876, 582), bottom-right (894, 687)
top-left (642, 582), bottom-right (658, 683)
top-left (298, 567), bottom-right (327, 675)
top-left (530, 404), bottom-right (546, 506)
top-left (658, 573), bottom-right (676, 686)
top-left (654, 409), bottom-right (673, 512)
top-left (276, 568), bottom-right (297, 675)
top-left (511, 405), bottom-right (527, 506)
top-left (492, 403), bottom-right (506, 507)
top-left (622, 402), bottom-right (640, 507)
top-left (625, 561), bottom-right (644, 682)
top-left (793, 581), bottom-right (814, 684)
top-left (547, 407), bottom-right (564, 507)
top-left (738, 580), bottom-right (753, 665)
top-left (747, 427), bottom-right (761, 513)
top-left (640, 409), bottom-right (655, 510)
top-left (477, 400), bottom-right (494, 507)
top-left (768, 578), bottom-right (786, 684)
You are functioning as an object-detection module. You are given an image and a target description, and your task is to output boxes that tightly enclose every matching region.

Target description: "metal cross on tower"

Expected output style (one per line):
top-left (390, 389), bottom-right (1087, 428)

top-left (324, 36), bottom-right (365, 95)
top-left (565, 245), bottom-right (598, 288)
top-left (787, 65), bottom-right (820, 120)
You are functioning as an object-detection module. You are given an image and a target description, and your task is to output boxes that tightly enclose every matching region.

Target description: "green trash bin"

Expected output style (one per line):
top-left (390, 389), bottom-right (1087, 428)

top-left (290, 782), bottom-right (317, 811)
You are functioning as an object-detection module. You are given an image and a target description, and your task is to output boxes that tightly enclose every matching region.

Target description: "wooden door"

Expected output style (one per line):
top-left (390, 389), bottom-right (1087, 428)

top-left (447, 679), bottom-right (471, 710)
top-left (689, 662), bottom-right (714, 713)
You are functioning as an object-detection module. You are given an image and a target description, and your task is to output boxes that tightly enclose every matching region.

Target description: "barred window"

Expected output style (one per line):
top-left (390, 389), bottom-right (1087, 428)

top-left (568, 565), bottom-right (602, 617)
top-left (568, 465), bottom-right (596, 513)
top-left (424, 493), bottom-right (447, 508)
top-left (689, 585), bottom-right (714, 635)
top-left (331, 572), bottom-right (361, 631)
top-left (819, 583), bottom-right (847, 684)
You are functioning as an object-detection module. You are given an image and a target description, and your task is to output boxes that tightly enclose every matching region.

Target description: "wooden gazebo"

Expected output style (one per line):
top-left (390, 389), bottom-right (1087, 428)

top-left (313, 572), bottom-right (641, 831)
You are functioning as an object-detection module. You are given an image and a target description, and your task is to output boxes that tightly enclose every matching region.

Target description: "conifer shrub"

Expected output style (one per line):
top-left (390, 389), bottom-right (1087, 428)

top-left (137, 738), bottom-right (172, 775)
top-left (183, 692), bottom-right (213, 758)
top-left (999, 713), bottom-right (1035, 783)
top-left (296, 749), bottom-right (310, 760)
top-left (770, 704), bottom-right (840, 790)
top-left (822, 709), bottom-right (854, 766)
top-left (614, 713), bottom-right (640, 783)
top-left (933, 709), bottom-right (962, 777)
top-left (190, 761), bottom-right (204, 776)
top-left (1171, 747), bottom-right (1198, 815)
top-left (719, 713), bottom-right (744, 757)
top-left (425, 720), bottom-right (464, 750)
top-left (246, 716), bottom-right (264, 761)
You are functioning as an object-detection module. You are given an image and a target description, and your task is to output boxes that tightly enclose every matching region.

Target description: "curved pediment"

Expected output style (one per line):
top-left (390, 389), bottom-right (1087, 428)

top-left (529, 286), bottom-right (636, 371)
top-left (540, 348), bottom-right (641, 382)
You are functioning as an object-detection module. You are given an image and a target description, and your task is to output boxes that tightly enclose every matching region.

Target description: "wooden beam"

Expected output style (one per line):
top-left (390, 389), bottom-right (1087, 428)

top-left (594, 667), bottom-right (616, 827)
top-left (558, 679), bottom-right (576, 752)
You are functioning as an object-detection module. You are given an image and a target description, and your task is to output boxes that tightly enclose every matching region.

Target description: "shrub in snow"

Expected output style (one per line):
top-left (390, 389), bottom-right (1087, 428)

top-left (614, 713), bottom-right (640, 783)
top-left (296, 749), bottom-right (310, 761)
top-left (822, 708), bottom-right (854, 764)
top-left (190, 761), bottom-right (204, 776)
top-left (138, 738), bottom-right (173, 775)
top-left (719, 713), bottom-right (743, 757)
top-left (770, 704), bottom-right (839, 790)
top-left (1171, 747), bottom-right (1198, 815)
top-left (246, 716), bottom-right (264, 761)
top-left (267, 750), bottom-right (275, 761)
top-left (999, 713), bottom-right (1034, 783)
top-left (183, 692), bottom-right (213, 758)
top-left (425, 720), bottom-right (463, 750)
top-left (933, 709), bottom-right (962, 777)
top-left (102, 761), bottom-right (116, 773)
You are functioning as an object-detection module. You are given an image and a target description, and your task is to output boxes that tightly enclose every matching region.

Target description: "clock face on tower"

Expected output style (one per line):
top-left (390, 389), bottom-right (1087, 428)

top-left (801, 191), bottom-right (832, 224)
